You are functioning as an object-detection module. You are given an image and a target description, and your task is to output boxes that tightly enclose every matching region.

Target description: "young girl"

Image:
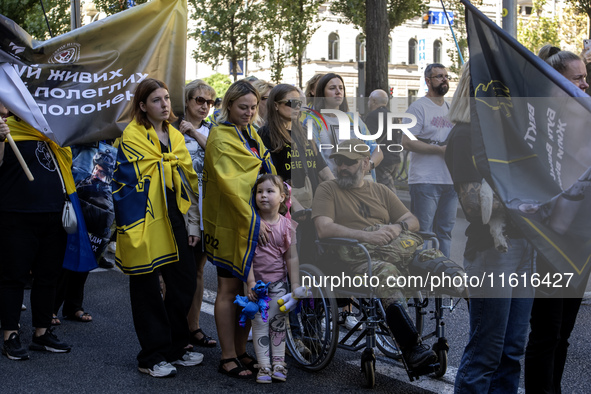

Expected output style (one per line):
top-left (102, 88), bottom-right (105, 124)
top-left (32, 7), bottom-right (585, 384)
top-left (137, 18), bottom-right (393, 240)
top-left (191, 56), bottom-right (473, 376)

top-left (247, 174), bottom-right (300, 384)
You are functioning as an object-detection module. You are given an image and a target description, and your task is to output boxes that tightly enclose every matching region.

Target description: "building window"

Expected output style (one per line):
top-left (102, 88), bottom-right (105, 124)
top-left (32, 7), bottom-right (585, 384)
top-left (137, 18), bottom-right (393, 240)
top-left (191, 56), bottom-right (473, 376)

top-left (408, 38), bottom-right (417, 65)
top-left (388, 37), bottom-right (392, 63)
top-left (356, 34), bottom-right (366, 62)
top-left (408, 89), bottom-right (418, 107)
top-left (329, 33), bottom-right (339, 60)
top-left (433, 40), bottom-right (442, 63)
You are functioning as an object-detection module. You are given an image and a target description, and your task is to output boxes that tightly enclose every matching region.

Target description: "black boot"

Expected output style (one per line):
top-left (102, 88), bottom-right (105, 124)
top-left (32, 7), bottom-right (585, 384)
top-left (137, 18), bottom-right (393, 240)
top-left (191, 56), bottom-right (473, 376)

top-left (386, 303), bottom-right (436, 369)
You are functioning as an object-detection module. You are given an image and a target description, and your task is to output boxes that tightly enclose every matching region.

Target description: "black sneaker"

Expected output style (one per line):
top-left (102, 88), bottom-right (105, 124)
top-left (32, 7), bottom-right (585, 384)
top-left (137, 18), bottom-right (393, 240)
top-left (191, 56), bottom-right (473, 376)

top-left (29, 328), bottom-right (71, 353)
top-left (98, 257), bottom-right (114, 269)
top-left (2, 332), bottom-right (30, 360)
top-left (403, 343), bottom-right (437, 369)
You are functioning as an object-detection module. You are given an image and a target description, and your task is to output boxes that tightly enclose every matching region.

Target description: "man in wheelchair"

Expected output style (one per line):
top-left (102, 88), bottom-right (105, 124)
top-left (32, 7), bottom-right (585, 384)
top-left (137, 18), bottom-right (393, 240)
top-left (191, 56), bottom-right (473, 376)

top-left (312, 139), bottom-right (438, 370)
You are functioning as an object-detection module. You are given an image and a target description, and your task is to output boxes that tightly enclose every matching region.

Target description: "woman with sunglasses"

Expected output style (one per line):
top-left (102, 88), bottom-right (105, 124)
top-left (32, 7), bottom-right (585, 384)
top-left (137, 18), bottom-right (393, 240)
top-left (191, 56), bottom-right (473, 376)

top-left (259, 84), bottom-right (334, 212)
top-left (305, 72), bottom-right (383, 175)
top-left (177, 80), bottom-right (218, 349)
top-left (202, 80), bottom-right (275, 379)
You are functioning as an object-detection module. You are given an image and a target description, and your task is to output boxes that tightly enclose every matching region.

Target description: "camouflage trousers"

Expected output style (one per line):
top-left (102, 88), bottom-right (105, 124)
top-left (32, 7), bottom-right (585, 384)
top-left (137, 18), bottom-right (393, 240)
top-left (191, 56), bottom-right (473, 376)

top-left (335, 226), bottom-right (423, 306)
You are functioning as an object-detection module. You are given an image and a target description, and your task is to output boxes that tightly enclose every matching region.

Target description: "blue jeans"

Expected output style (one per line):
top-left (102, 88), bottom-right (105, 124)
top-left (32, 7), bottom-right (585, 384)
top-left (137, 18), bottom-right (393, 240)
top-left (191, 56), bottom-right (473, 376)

top-left (454, 239), bottom-right (534, 394)
top-left (409, 183), bottom-right (457, 258)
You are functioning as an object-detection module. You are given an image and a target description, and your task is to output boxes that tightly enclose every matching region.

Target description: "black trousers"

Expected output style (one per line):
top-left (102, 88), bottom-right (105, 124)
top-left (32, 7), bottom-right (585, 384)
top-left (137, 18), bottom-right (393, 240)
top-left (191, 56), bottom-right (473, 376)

top-left (525, 256), bottom-right (585, 394)
top-left (0, 211), bottom-right (67, 330)
top-left (129, 203), bottom-right (196, 368)
top-left (54, 269), bottom-right (89, 317)
top-left (525, 296), bottom-right (583, 394)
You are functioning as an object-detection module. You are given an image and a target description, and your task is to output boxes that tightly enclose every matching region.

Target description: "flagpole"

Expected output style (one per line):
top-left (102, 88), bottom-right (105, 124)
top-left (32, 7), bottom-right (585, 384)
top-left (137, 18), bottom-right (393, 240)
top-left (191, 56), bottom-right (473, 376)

top-left (441, 0), bottom-right (464, 65)
top-left (6, 135), bottom-right (34, 181)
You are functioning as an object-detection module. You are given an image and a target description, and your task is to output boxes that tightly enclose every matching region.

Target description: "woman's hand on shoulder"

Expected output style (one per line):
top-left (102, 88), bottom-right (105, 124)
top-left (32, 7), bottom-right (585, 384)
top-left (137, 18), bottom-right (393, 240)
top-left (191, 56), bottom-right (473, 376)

top-left (179, 120), bottom-right (194, 137)
top-left (258, 221), bottom-right (270, 246)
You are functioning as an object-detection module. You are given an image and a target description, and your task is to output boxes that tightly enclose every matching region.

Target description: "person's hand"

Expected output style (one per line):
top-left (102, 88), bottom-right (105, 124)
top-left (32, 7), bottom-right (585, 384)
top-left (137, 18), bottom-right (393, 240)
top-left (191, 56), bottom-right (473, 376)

top-left (247, 282), bottom-right (257, 302)
top-left (0, 118), bottom-right (9, 142)
top-left (362, 225), bottom-right (400, 246)
top-left (563, 166), bottom-right (591, 199)
top-left (179, 120), bottom-right (194, 136)
top-left (580, 47), bottom-right (591, 64)
top-left (258, 222), bottom-right (270, 246)
top-left (188, 235), bottom-right (200, 247)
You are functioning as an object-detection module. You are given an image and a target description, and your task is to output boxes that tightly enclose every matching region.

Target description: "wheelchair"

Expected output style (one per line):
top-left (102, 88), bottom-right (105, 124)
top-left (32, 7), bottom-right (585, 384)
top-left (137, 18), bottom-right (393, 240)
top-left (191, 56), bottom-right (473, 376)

top-left (286, 222), bottom-right (465, 388)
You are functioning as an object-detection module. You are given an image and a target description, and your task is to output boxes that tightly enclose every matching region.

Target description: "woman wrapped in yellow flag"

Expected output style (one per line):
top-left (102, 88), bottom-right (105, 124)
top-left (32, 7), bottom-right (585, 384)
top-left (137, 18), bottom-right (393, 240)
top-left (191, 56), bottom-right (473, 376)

top-left (112, 78), bottom-right (202, 378)
top-left (203, 80), bottom-right (275, 378)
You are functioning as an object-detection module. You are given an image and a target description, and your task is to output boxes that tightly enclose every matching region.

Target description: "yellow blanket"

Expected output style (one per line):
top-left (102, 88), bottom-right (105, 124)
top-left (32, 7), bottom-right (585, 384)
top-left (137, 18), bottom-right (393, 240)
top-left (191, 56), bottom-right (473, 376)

top-left (202, 121), bottom-right (275, 281)
top-left (112, 119), bottom-right (199, 275)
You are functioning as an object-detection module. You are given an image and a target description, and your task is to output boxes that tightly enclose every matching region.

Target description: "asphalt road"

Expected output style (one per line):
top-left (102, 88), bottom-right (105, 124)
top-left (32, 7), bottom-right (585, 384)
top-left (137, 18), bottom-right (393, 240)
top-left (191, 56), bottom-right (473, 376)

top-left (3, 216), bottom-right (591, 393)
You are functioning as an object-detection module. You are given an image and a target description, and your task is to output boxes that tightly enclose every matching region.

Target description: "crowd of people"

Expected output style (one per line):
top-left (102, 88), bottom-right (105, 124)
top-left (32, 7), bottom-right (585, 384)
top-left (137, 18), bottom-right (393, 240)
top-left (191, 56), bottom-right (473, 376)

top-left (0, 52), bottom-right (589, 392)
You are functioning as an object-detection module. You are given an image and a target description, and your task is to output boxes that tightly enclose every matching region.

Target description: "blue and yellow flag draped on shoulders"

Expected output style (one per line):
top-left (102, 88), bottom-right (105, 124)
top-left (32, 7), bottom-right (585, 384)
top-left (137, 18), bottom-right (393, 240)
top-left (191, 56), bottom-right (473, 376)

top-left (462, 0), bottom-right (591, 293)
top-left (7, 117), bottom-right (96, 272)
top-left (112, 120), bottom-right (199, 275)
top-left (203, 121), bottom-right (275, 281)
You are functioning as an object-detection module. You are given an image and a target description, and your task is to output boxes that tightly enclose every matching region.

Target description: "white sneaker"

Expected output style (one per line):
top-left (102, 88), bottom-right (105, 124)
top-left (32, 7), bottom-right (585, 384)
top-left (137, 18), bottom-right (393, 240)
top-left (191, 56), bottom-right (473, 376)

top-left (345, 315), bottom-right (364, 331)
top-left (171, 350), bottom-right (204, 366)
top-left (107, 241), bottom-right (116, 253)
top-left (138, 361), bottom-right (177, 377)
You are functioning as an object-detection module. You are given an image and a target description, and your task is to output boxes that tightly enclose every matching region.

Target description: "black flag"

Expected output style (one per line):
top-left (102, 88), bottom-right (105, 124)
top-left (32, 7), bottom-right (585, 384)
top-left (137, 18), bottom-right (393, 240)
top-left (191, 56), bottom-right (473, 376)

top-left (462, 0), bottom-right (591, 293)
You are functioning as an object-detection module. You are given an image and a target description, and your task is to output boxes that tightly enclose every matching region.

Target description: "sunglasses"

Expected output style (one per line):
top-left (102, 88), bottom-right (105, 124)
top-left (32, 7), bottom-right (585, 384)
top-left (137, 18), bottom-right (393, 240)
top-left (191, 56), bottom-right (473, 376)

top-left (334, 156), bottom-right (359, 167)
top-left (192, 96), bottom-right (215, 106)
top-left (278, 99), bottom-right (302, 109)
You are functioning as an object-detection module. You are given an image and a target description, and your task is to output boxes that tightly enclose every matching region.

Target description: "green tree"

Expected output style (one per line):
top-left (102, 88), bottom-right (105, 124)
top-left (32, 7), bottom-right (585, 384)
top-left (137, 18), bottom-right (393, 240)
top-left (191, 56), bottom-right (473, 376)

top-left (251, 0), bottom-right (288, 84)
top-left (0, 0), bottom-right (70, 39)
top-left (566, 0), bottom-right (591, 38)
top-left (189, 0), bottom-right (259, 81)
top-left (92, 0), bottom-right (149, 17)
top-left (331, 0), bottom-right (427, 94)
top-left (517, 0), bottom-right (560, 53)
top-left (330, 0), bottom-right (427, 34)
top-left (284, 0), bottom-right (325, 88)
top-left (244, 0), bottom-right (322, 87)
top-left (558, 2), bottom-right (588, 53)
top-left (202, 73), bottom-right (232, 98)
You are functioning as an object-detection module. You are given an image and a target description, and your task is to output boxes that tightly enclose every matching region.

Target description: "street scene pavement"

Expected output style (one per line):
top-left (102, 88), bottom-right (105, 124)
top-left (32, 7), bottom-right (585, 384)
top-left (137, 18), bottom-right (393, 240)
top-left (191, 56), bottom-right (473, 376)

top-left (4, 208), bottom-right (591, 393)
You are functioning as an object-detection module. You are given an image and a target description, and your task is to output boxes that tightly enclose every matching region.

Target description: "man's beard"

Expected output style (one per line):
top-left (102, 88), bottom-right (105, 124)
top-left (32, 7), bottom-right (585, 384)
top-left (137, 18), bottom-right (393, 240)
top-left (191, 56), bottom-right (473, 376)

top-left (336, 164), bottom-right (364, 189)
top-left (434, 83), bottom-right (449, 96)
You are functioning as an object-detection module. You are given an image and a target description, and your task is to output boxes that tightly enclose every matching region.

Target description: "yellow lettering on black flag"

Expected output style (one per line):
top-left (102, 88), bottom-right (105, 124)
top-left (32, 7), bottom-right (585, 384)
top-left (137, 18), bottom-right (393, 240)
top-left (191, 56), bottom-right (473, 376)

top-left (463, 0), bottom-right (591, 294)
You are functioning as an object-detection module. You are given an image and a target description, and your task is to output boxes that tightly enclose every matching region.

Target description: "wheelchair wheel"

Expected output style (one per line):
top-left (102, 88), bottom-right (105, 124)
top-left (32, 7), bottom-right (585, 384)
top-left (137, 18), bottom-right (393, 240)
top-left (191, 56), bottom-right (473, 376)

top-left (375, 320), bottom-right (401, 360)
top-left (433, 349), bottom-right (448, 378)
top-left (286, 264), bottom-right (338, 371)
top-left (361, 359), bottom-right (376, 388)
